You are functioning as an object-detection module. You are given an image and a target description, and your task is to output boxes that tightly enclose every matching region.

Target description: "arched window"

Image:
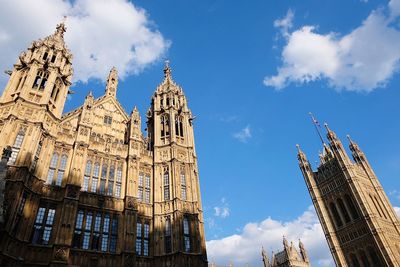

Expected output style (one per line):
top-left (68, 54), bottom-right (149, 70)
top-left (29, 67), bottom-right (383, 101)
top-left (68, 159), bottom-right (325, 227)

top-left (15, 70), bottom-right (27, 92)
top-left (51, 78), bottom-right (62, 101)
top-left (175, 116), bottom-right (184, 138)
top-left (337, 198), bottom-right (351, 223)
top-left (180, 166), bottom-right (187, 200)
top-left (329, 202), bottom-right (343, 228)
top-left (165, 216), bottom-right (172, 253)
top-left (183, 216), bottom-right (191, 252)
top-left (161, 115), bottom-right (170, 137)
top-left (46, 153), bottom-right (59, 184)
top-left (359, 250), bottom-right (371, 267)
top-left (350, 253), bottom-right (361, 267)
top-left (145, 174), bottom-right (150, 203)
top-left (163, 167), bottom-right (170, 201)
top-left (46, 153), bottom-right (68, 186)
top-left (33, 70), bottom-right (49, 90)
top-left (345, 194), bottom-right (359, 220)
top-left (8, 128), bottom-right (26, 165)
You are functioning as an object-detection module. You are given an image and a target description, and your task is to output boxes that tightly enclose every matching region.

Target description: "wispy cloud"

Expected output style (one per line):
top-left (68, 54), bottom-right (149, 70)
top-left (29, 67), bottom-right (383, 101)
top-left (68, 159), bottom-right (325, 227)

top-left (233, 125), bottom-right (252, 143)
top-left (214, 198), bottom-right (230, 219)
top-left (265, 0), bottom-right (400, 92)
top-left (274, 8), bottom-right (294, 38)
top-left (206, 206), bottom-right (334, 267)
top-left (0, 0), bottom-right (170, 86)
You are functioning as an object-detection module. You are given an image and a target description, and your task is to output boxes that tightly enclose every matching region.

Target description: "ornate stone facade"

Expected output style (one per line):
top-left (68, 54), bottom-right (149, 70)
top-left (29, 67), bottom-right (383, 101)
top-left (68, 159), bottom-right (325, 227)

top-left (297, 125), bottom-right (400, 267)
top-left (262, 238), bottom-right (310, 267)
top-left (0, 22), bottom-right (207, 266)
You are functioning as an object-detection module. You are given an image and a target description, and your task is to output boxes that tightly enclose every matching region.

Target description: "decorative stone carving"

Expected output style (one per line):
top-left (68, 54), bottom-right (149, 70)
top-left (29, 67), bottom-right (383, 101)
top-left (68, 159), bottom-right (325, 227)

top-left (66, 185), bottom-right (80, 199)
top-left (54, 246), bottom-right (68, 261)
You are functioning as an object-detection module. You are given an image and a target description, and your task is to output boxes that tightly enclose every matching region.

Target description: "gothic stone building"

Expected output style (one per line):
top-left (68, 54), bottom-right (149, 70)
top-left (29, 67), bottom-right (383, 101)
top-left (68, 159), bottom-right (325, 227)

top-left (297, 125), bottom-right (400, 267)
top-left (262, 238), bottom-right (310, 267)
top-left (0, 22), bottom-right (208, 266)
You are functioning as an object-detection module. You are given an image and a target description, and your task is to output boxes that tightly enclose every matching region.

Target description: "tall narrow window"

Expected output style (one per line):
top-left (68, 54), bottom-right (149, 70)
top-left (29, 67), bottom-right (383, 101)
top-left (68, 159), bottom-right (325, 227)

top-left (161, 115), bottom-right (170, 137)
top-left (180, 167), bottom-right (187, 200)
top-left (82, 160), bottom-right (92, 191)
top-left (368, 247), bottom-right (381, 265)
top-left (32, 205), bottom-right (56, 245)
top-left (82, 212), bottom-right (93, 249)
top-left (359, 250), bottom-right (371, 267)
top-left (101, 214), bottom-right (110, 252)
top-left (345, 194), bottom-right (359, 220)
top-left (73, 210), bottom-right (84, 248)
top-left (115, 167), bottom-right (122, 198)
top-left (12, 192), bottom-right (28, 235)
top-left (91, 162), bottom-right (100, 193)
top-left (136, 222), bottom-right (142, 255)
top-left (31, 139), bottom-right (43, 171)
top-left (110, 217), bottom-right (118, 253)
top-left (104, 115), bottom-right (112, 125)
top-left (165, 216), bottom-right (172, 253)
top-left (100, 163), bottom-right (108, 194)
top-left (350, 254), bottom-right (361, 267)
top-left (51, 78), bottom-right (62, 101)
top-left (138, 173), bottom-right (144, 201)
top-left (145, 174), bottom-right (150, 203)
top-left (107, 165), bottom-right (115, 196)
top-left (8, 128), bottom-right (25, 165)
top-left (175, 116), bottom-right (184, 137)
top-left (183, 217), bottom-right (191, 252)
top-left (47, 153), bottom-right (59, 184)
top-left (92, 213), bottom-right (101, 250)
top-left (136, 220), bottom-right (150, 256)
top-left (143, 222), bottom-right (150, 256)
top-left (337, 198), bottom-right (351, 223)
top-left (329, 202), bottom-right (343, 228)
top-left (47, 152), bottom-right (68, 186)
top-left (163, 167), bottom-right (170, 201)
top-left (32, 70), bottom-right (49, 90)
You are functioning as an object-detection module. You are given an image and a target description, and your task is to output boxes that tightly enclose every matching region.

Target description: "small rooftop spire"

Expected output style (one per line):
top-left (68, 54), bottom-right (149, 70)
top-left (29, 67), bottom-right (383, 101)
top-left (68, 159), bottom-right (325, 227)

top-left (55, 16), bottom-right (67, 38)
top-left (164, 59), bottom-right (172, 79)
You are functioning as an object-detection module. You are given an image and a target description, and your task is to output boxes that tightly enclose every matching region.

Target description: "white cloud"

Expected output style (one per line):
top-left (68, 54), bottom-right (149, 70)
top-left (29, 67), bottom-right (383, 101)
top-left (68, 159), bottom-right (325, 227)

top-left (233, 125), bottom-right (252, 143)
top-left (0, 0), bottom-right (170, 86)
top-left (206, 206), bottom-right (334, 267)
top-left (265, 1), bottom-right (400, 92)
top-left (274, 9), bottom-right (294, 37)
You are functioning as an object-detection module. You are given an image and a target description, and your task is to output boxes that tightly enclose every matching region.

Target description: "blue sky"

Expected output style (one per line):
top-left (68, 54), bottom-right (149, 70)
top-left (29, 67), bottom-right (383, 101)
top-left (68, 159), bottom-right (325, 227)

top-left (1, 0), bottom-right (400, 266)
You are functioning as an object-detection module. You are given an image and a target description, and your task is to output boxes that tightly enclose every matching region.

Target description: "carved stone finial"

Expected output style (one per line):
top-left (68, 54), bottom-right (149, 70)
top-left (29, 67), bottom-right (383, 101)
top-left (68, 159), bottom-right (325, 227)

top-left (55, 16), bottom-right (67, 38)
top-left (164, 60), bottom-right (172, 79)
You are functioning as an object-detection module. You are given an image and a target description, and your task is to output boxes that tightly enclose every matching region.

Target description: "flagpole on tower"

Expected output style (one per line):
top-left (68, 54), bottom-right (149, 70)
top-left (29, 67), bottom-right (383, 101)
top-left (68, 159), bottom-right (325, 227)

top-left (309, 112), bottom-right (325, 145)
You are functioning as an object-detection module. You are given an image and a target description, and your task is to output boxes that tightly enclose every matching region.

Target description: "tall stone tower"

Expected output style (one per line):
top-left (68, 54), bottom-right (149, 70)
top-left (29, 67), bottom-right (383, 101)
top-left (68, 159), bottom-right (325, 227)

top-left (0, 22), bottom-right (207, 267)
top-left (297, 124), bottom-right (400, 267)
top-left (147, 62), bottom-right (207, 265)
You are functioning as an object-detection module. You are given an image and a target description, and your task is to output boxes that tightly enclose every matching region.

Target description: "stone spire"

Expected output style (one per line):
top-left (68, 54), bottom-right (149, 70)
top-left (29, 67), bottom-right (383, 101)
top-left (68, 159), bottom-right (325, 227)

top-left (262, 246), bottom-right (270, 267)
top-left (105, 67), bottom-right (118, 97)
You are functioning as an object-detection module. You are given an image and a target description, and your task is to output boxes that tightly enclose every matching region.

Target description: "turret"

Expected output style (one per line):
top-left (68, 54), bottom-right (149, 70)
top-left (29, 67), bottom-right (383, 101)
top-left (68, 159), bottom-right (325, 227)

top-left (324, 123), bottom-right (352, 166)
top-left (1, 19), bottom-right (73, 118)
top-left (299, 239), bottom-right (309, 262)
top-left (105, 67), bottom-right (118, 97)
top-left (262, 246), bottom-right (270, 267)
